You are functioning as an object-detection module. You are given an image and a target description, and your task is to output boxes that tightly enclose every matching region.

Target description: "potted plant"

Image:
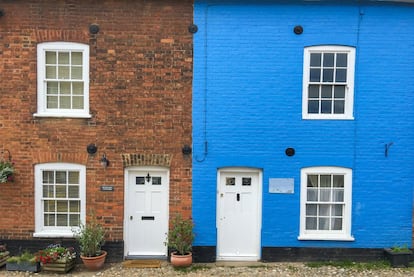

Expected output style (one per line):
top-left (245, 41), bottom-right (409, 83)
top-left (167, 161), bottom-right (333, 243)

top-left (384, 245), bottom-right (413, 267)
top-left (166, 214), bottom-right (195, 267)
top-left (36, 244), bottom-right (76, 273)
top-left (0, 159), bottom-right (14, 183)
top-left (73, 216), bottom-right (107, 271)
top-left (6, 250), bottom-right (40, 272)
top-left (0, 244), bottom-right (10, 267)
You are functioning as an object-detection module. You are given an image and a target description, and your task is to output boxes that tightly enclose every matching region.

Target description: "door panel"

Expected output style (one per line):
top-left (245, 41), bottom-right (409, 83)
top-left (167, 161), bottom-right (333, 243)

top-left (125, 169), bottom-right (168, 257)
top-left (217, 169), bottom-right (262, 261)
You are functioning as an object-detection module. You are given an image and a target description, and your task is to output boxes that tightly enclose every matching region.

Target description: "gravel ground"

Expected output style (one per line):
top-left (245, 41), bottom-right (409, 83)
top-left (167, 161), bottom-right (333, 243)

top-left (1, 261), bottom-right (414, 277)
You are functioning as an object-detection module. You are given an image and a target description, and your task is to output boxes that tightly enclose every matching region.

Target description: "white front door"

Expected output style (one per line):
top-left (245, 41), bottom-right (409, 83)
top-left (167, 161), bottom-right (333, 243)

top-left (124, 167), bottom-right (169, 257)
top-left (217, 168), bottom-right (262, 261)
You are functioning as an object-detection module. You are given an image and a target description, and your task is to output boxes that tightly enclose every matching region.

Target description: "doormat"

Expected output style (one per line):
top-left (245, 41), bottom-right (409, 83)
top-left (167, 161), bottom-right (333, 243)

top-left (122, 260), bottom-right (162, 268)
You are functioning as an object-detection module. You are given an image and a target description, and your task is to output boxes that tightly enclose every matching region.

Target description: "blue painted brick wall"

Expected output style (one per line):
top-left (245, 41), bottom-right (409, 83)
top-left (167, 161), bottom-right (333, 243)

top-left (193, 0), bottom-right (414, 249)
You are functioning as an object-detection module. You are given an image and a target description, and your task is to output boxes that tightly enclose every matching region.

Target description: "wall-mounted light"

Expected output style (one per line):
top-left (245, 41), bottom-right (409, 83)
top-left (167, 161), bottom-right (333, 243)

top-left (86, 144), bottom-right (97, 155)
top-left (89, 23), bottom-right (100, 34)
top-left (146, 173), bottom-right (151, 182)
top-left (100, 153), bottom-right (109, 168)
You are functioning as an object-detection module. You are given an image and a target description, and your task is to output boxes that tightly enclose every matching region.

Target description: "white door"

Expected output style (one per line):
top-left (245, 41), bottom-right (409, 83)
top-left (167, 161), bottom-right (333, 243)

top-left (125, 167), bottom-right (169, 257)
top-left (217, 168), bottom-right (262, 261)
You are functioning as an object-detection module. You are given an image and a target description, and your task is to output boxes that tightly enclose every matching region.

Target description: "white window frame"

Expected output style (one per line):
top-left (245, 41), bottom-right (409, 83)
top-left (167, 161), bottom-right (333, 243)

top-left (34, 163), bottom-right (86, 238)
top-left (302, 45), bottom-right (355, 120)
top-left (35, 42), bottom-right (91, 118)
top-left (298, 166), bottom-right (354, 241)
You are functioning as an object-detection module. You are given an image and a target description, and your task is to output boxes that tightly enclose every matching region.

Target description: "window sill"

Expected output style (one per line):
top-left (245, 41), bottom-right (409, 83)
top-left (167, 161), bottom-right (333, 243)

top-left (302, 115), bottom-right (354, 120)
top-left (33, 231), bottom-right (75, 238)
top-left (298, 234), bottom-right (355, 241)
top-left (33, 113), bottom-right (92, 119)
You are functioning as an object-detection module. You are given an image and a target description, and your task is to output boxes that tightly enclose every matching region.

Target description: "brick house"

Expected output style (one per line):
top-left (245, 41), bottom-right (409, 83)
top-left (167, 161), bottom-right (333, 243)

top-left (192, 0), bottom-right (414, 262)
top-left (0, 0), bottom-right (192, 262)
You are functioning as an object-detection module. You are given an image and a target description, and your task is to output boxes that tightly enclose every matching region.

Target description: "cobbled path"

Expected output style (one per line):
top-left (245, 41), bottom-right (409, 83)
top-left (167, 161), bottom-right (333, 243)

top-left (1, 262), bottom-right (414, 277)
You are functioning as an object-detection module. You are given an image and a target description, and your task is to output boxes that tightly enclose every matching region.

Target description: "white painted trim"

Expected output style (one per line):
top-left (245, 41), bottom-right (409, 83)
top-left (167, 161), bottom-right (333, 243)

top-left (36, 42), bottom-right (90, 118)
top-left (302, 45), bottom-right (355, 120)
top-left (299, 166), bottom-right (353, 241)
top-left (34, 163), bottom-right (86, 238)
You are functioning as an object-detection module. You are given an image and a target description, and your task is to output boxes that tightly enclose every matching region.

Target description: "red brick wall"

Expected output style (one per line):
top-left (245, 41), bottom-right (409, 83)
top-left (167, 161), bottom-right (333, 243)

top-left (0, 0), bottom-right (192, 241)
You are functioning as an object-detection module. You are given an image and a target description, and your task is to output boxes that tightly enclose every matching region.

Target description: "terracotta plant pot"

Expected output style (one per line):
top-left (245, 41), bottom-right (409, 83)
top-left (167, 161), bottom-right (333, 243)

top-left (170, 252), bottom-right (192, 267)
top-left (80, 250), bottom-right (107, 271)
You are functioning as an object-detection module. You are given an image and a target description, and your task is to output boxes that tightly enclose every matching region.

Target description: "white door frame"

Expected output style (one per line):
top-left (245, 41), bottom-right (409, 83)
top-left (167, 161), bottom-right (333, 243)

top-left (124, 166), bottom-right (169, 257)
top-left (216, 167), bottom-right (262, 261)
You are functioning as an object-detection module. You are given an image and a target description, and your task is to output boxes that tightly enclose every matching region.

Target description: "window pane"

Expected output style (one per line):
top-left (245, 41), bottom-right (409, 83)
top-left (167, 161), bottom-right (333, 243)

top-left (331, 218), bottom-right (342, 230)
top-left (333, 189), bottom-right (344, 202)
top-left (336, 53), bottom-right (347, 67)
top-left (71, 96), bottom-right (83, 109)
top-left (44, 214), bottom-right (55, 226)
top-left (309, 69), bottom-right (321, 82)
top-left (319, 218), bottom-right (330, 230)
top-left (335, 69), bottom-right (347, 82)
top-left (73, 82), bottom-right (84, 95)
top-left (310, 53), bottom-right (321, 66)
top-left (307, 189), bottom-right (318, 201)
top-left (320, 175), bottom-right (331, 187)
top-left (319, 205), bottom-right (330, 216)
top-left (47, 96), bottom-right (58, 109)
top-left (322, 69), bottom-right (334, 82)
top-left (308, 101), bottom-right (319, 114)
top-left (68, 186), bottom-right (79, 198)
top-left (71, 66), bottom-right (82, 79)
top-left (334, 86), bottom-right (345, 98)
top-left (136, 177), bottom-right (145, 185)
top-left (43, 171), bottom-right (54, 183)
top-left (306, 204), bottom-right (317, 216)
top-left (152, 177), bottom-right (162, 185)
top-left (47, 82), bottom-right (58, 94)
top-left (321, 100), bottom-right (331, 113)
top-left (242, 177), bottom-right (252, 186)
top-left (308, 85), bottom-right (319, 98)
top-left (56, 185), bottom-right (67, 198)
top-left (320, 189), bottom-right (331, 202)
top-left (58, 66), bottom-right (70, 79)
top-left (321, 85), bottom-right (332, 98)
top-left (333, 175), bottom-right (344, 187)
top-left (44, 200), bottom-right (55, 212)
top-left (56, 171), bottom-right (66, 183)
top-left (68, 171), bottom-right (79, 184)
top-left (60, 96), bottom-right (71, 109)
top-left (46, 66), bottom-right (56, 79)
top-left (307, 175), bottom-right (318, 187)
top-left (60, 82), bottom-right (71, 95)
top-left (57, 214), bottom-right (68, 226)
top-left (71, 52), bottom-right (83, 65)
top-left (226, 177), bottom-right (235, 186)
top-left (46, 51), bottom-right (57, 64)
top-left (332, 204), bottom-right (343, 216)
top-left (69, 200), bottom-right (80, 212)
top-left (334, 100), bottom-right (344, 114)
top-left (43, 185), bottom-right (54, 198)
top-left (323, 53), bottom-right (334, 67)
top-left (58, 52), bottom-right (70, 64)
top-left (69, 214), bottom-right (80, 226)
top-left (57, 201), bottom-right (68, 212)
top-left (306, 217), bottom-right (317, 230)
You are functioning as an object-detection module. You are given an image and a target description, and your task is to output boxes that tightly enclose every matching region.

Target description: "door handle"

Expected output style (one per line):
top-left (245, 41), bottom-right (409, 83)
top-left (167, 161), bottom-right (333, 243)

top-left (130, 216), bottom-right (133, 220)
top-left (237, 193), bottom-right (240, 201)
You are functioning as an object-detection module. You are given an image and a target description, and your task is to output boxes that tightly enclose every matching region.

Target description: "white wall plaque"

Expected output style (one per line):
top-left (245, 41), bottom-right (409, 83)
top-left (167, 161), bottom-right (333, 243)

top-left (269, 178), bottom-right (294, 194)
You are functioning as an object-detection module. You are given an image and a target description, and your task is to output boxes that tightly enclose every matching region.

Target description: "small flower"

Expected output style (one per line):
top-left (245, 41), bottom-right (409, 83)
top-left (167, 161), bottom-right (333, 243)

top-left (0, 160), bottom-right (14, 184)
top-left (35, 244), bottom-right (76, 264)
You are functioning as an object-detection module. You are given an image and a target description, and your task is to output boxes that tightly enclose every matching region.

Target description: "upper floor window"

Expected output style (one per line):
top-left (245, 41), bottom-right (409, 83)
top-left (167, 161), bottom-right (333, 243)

top-left (302, 46), bottom-right (355, 120)
top-left (35, 42), bottom-right (90, 118)
top-left (34, 163), bottom-right (86, 237)
top-left (299, 166), bottom-right (354, 241)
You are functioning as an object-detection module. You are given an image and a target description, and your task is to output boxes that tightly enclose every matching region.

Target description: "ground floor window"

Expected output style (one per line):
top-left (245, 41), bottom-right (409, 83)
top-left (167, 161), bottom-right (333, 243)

top-left (299, 166), bottom-right (354, 241)
top-left (34, 163), bottom-right (86, 237)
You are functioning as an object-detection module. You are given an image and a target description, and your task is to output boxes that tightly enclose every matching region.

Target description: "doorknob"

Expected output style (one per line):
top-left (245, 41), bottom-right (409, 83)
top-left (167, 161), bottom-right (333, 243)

top-left (237, 193), bottom-right (240, 201)
top-left (130, 216), bottom-right (133, 220)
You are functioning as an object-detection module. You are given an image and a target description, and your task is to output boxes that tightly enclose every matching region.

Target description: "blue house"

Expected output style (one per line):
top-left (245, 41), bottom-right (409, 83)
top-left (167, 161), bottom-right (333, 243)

top-left (192, 0), bottom-right (414, 262)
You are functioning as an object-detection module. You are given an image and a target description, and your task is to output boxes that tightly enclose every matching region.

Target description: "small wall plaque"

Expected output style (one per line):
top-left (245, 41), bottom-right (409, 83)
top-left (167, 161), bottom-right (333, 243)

top-left (269, 178), bottom-right (294, 194)
top-left (100, 185), bottom-right (114, 192)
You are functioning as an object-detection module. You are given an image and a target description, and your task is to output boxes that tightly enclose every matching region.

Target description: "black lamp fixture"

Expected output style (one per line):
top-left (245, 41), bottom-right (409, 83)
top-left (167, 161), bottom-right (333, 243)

top-left (100, 153), bottom-right (109, 168)
top-left (86, 144), bottom-right (98, 155)
top-left (0, 9), bottom-right (4, 17)
top-left (146, 173), bottom-right (151, 182)
top-left (182, 145), bottom-right (192, 155)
